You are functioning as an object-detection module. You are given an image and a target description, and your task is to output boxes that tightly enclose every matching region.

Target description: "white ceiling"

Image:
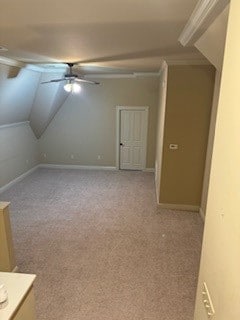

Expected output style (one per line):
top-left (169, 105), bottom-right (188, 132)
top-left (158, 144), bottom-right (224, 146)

top-left (0, 0), bottom-right (204, 73)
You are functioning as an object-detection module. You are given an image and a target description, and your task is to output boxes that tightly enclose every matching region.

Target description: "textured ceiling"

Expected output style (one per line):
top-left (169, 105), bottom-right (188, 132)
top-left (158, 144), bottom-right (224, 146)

top-left (0, 0), bottom-right (204, 73)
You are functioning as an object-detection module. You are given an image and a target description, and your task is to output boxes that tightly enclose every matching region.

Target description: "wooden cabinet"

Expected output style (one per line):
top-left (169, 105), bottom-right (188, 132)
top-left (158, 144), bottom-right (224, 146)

top-left (0, 202), bottom-right (17, 272)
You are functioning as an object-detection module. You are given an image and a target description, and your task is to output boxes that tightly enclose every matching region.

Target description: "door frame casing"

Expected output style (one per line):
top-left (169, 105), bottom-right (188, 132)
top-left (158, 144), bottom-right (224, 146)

top-left (116, 106), bottom-right (149, 170)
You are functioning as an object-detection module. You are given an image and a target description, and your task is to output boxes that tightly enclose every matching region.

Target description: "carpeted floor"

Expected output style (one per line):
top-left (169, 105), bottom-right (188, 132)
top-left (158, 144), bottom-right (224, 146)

top-left (0, 169), bottom-right (203, 320)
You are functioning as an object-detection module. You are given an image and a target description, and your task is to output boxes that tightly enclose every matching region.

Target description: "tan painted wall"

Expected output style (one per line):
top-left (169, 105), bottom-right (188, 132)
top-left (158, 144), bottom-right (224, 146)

top-left (194, 1), bottom-right (240, 319)
top-left (0, 122), bottom-right (39, 189)
top-left (159, 65), bottom-right (215, 206)
top-left (155, 62), bottom-right (168, 202)
top-left (39, 77), bottom-right (159, 168)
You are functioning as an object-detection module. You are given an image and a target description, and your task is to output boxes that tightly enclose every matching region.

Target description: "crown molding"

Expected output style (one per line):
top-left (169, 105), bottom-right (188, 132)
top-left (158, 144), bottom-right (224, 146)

top-left (84, 72), bottom-right (160, 79)
top-left (179, 0), bottom-right (229, 46)
top-left (0, 121), bottom-right (30, 130)
top-left (84, 74), bottom-right (135, 79)
top-left (134, 72), bottom-right (160, 77)
top-left (25, 64), bottom-right (66, 73)
top-left (0, 56), bottom-right (24, 68)
top-left (166, 58), bottom-right (211, 65)
top-left (0, 57), bottom-right (66, 73)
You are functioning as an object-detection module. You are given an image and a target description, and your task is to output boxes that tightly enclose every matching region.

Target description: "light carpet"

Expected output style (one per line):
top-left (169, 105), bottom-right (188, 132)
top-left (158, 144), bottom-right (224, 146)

top-left (0, 168), bottom-right (203, 320)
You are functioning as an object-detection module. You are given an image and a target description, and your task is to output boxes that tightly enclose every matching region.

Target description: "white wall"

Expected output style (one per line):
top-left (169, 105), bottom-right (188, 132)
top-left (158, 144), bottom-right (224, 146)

top-left (0, 122), bottom-right (39, 189)
top-left (39, 77), bottom-right (159, 168)
top-left (194, 1), bottom-right (240, 319)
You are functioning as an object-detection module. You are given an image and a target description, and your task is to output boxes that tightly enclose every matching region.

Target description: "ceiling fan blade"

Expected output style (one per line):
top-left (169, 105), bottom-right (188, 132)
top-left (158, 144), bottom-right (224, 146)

top-left (41, 79), bottom-right (66, 84)
top-left (75, 78), bottom-right (100, 85)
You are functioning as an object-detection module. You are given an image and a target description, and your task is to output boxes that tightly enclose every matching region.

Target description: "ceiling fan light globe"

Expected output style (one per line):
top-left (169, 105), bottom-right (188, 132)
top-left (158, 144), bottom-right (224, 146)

top-left (64, 83), bottom-right (72, 92)
top-left (63, 82), bottom-right (81, 93)
top-left (72, 83), bottom-right (81, 93)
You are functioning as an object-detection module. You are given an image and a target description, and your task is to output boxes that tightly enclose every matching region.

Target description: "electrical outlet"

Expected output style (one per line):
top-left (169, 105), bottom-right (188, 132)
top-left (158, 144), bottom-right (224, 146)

top-left (70, 154), bottom-right (74, 159)
top-left (169, 144), bottom-right (178, 150)
top-left (202, 282), bottom-right (215, 319)
top-left (97, 155), bottom-right (101, 160)
top-left (43, 153), bottom-right (47, 158)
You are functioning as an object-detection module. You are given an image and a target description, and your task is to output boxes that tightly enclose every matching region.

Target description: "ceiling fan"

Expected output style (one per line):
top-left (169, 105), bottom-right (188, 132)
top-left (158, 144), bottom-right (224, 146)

top-left (41, 63), bottom-right (100, 92)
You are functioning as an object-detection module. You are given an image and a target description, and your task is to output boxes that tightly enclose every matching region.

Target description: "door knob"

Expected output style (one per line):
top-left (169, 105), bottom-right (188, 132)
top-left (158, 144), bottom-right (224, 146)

top-left (120, 143), bottom-right (124, 146)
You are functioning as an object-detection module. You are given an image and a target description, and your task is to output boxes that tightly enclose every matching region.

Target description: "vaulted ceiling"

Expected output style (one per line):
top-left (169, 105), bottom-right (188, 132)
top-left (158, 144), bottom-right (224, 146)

top-left (0, 0), bottom-right (204, 73)
top-left (0, 0), bottom-right (213, 138)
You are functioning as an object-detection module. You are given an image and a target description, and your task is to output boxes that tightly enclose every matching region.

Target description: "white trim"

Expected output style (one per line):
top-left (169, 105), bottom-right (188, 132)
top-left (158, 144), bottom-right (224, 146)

top-left (166, 58), bottom-right (210, 65)
top-left (116, 106), bottom-right (149, 171)
top-left (12, 266), bottom-right (19, 273)
top-left (158, 203), bottom-right (200, 212)
top-left (85, 72), bottom-right (160, 79)
top-left (85, 74), bottom-right (135, 79)
top-left (24, 64), bottom-right (46, 72)
top-left (0, 56), bottom-right (67, 73)
top-left (143, 168), bottom-right (155, 173)
top-left (199, 207), bottom-right (205, 221)
top-left (0, 165), bottom-right (39, 194)
top-left (179, 0), bottom-right (229, 46)
top-left (0, 121), bottom-right (30, 130)
top-left (39, 164), bottom-right (117, 171)
top-left (0, 56), bottom-right (24, 68)
top-left (25, 64), bottom-right (67, 73)
top-left (155, 182), bottom-right (160, 204)
top-left (134, 72), bottom-right (160, 78)
top-left (27, 63), bottom-right (67, 72)
top-left (157, 62), bottom-right (168, 200)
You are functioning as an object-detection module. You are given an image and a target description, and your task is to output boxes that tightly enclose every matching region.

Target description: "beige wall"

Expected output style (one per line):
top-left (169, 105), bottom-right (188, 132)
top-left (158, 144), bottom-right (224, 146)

top-left (0, 64), bottom-right (40, 126)
top-left (200, 71), bottom-right (221, 217)
top-left (29, 71), bottom-right (68, 138)
top-left (39, 77), bottom-right (159, 168)
top-left (195, 5), bottom-right (229, 71)
top-left (155, 62), bottom-right (168, 202)
top-left (159, 65), bottom-right (215, 206)
top-left (195, 6), bottom-right (229, 217)
top-left (0, 122), bottom-right (39, 189)
top-left (194, 1), bottom-right (240, 319)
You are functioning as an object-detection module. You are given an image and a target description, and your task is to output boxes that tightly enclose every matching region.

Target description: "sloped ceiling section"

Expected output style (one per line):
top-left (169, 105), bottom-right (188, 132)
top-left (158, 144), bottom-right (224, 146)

top-left (0, 63), bottom-right (69, 138)
top-left (29, 71), bottom-right (69, 138)
top-left (195, 5), bottom-right (229, 71)
top-left (0, 63), bottom-right (40, 125)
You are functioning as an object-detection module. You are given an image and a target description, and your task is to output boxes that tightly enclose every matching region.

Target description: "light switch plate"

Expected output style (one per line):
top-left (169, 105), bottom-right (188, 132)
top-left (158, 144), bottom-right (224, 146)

top-left (202, 282), bottom-right (215, 319)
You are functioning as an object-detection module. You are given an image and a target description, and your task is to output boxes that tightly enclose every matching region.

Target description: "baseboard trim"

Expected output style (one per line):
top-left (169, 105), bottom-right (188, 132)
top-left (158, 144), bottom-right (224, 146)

top-left (39, 164), bottom-right (117, 171)
top-left (0, 165), bottom-right (40, 194)
top-left (158, 202), bottom-right (200, 212)
top-left (143, 168), bottom-right (155, 172)
top-left (12, 266), bottom-right (19, 273)
top-left (199, 207), bottom-right (205, 221)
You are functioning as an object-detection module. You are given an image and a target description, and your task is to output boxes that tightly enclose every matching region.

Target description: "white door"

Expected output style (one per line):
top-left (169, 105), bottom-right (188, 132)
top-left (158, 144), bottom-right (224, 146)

top-left (119, 109), bottom-right (148, 170)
